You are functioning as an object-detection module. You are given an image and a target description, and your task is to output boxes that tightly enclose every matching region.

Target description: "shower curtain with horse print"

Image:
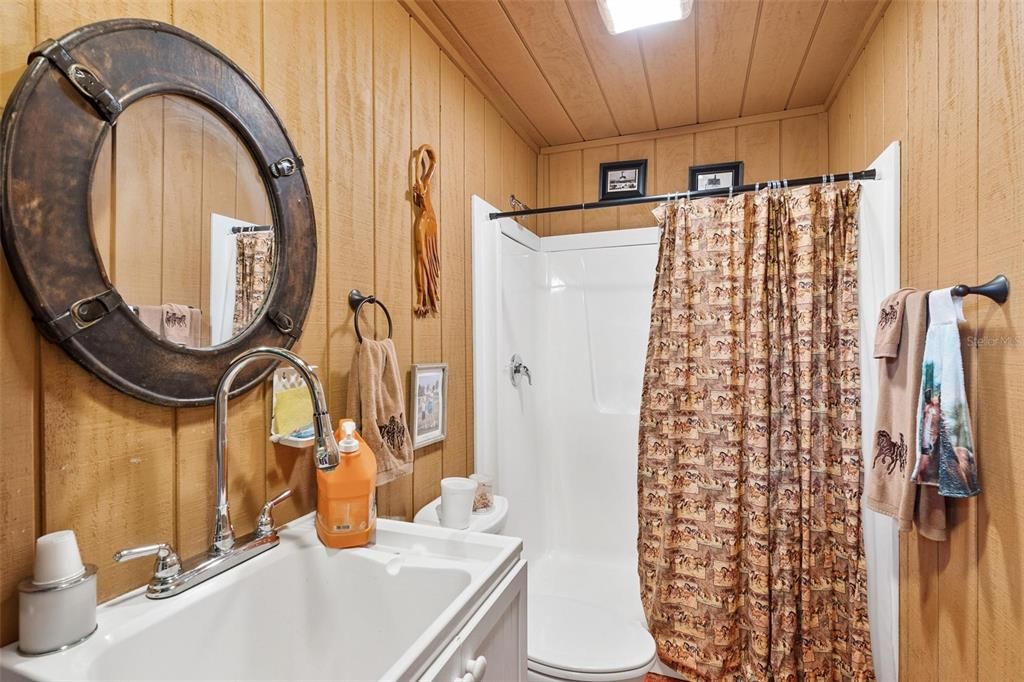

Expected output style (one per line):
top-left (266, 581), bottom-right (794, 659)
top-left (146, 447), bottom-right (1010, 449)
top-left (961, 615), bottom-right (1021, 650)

top-left (637, 185), bottom-right (873, 681)
top-left (233, 231), bottom-right (274, 335)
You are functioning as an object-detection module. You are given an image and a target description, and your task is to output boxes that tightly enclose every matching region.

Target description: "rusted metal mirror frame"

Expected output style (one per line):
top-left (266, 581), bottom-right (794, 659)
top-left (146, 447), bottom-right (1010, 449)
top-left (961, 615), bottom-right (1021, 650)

top-left (0, 19), bottom-right (316, 407)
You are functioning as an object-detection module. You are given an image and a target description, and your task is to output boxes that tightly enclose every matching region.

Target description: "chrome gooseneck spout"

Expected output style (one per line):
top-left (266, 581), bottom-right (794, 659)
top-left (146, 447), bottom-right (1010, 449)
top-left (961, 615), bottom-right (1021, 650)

top-left (212, 347), bottom-right (341, 554)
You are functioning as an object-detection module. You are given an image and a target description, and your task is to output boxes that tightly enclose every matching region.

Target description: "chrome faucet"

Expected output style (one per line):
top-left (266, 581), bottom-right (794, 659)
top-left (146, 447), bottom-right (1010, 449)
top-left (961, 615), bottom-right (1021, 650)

top-left (211, 347), bottom-right (340, 553)
top-left (115, 347), bottom-right (340, 598)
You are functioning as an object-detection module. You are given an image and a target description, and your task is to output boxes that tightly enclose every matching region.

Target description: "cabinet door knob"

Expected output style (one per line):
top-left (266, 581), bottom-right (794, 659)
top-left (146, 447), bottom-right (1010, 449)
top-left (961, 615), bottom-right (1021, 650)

top-left (454, 655), bottom-right (487, 682)
top-left (468, 655), bottom-right (487, 679)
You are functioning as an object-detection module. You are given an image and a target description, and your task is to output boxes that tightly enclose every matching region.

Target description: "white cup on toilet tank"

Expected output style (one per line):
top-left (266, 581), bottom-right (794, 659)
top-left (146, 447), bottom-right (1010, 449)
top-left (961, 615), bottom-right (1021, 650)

top-left (438, 477), bottom-right (476, 529)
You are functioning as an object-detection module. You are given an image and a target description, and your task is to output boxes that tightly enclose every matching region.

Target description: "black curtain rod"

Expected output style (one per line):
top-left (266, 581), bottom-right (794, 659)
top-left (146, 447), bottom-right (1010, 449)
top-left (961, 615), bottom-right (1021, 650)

top-left (488, 169), bottom-right (877, 220)
top-left (231, 224), bottom-right (273, 234)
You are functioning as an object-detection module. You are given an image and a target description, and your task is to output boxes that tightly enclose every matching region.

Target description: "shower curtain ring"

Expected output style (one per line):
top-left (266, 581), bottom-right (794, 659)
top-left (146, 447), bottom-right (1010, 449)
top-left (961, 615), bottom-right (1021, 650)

top-left (848, 171), bottom-right (854, 183)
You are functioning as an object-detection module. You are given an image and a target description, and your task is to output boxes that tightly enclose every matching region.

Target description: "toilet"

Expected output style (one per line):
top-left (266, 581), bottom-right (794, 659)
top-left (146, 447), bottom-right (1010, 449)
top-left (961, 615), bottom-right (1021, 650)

top-left (412, 495), bottom-right (509, 534)
top-left (414, 497), bottom-right (656, 681)
top-left (527, 594), bottom-right (656, 682)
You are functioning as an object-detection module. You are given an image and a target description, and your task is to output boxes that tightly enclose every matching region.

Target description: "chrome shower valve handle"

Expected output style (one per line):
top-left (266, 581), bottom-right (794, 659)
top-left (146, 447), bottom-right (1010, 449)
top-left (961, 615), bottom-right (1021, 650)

top-left (510, 354), bottom-right (532, 387)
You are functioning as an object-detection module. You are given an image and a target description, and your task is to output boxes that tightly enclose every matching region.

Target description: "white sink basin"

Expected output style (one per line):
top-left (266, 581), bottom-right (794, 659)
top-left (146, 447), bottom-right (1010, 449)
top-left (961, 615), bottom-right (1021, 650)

top-left (1, 514), bottom-right (522, 681)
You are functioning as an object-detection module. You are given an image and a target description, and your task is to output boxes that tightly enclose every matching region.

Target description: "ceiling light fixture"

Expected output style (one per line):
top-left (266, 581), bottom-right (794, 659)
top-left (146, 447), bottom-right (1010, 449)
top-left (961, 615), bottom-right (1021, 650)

top-left (597, 0), bottom-right (693, 35)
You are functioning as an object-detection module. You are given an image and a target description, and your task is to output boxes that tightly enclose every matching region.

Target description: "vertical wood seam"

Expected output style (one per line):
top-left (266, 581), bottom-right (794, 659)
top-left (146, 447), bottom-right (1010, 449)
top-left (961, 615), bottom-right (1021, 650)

top-left (737, 0), bottom-right (765, 117)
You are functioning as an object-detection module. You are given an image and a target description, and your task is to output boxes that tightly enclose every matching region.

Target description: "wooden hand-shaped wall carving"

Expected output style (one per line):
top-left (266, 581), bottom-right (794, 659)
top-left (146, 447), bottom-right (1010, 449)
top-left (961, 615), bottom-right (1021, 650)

top-left (412, 144), bottom-right (440, 317)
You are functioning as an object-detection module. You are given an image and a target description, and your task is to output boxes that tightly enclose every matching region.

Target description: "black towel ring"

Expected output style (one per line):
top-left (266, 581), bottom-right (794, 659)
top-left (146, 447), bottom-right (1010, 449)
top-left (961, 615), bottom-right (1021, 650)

top-left (348, 289), bottom-right (393, 343)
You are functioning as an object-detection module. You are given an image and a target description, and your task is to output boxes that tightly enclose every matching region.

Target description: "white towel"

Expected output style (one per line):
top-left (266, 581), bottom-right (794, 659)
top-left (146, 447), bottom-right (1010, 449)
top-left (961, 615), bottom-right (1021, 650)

top-left (911, 288), bottom-right (980, 497)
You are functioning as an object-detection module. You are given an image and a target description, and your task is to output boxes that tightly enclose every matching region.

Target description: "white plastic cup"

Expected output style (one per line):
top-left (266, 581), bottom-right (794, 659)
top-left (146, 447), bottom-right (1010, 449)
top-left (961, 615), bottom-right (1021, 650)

top-left (33, 530), bottom-right (85, 585)
top-left (438, 477), bottom-right (476, 530)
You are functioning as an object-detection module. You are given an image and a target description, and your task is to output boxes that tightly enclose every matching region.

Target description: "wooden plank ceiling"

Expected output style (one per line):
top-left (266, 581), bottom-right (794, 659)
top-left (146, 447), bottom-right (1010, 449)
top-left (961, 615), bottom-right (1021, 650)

top-left (413, 0), bottom-right (884, 148)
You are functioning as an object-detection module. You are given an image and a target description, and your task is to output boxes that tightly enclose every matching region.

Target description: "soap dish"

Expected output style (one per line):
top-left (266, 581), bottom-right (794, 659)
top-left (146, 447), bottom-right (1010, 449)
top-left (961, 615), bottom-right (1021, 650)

top-left (270, 365), bottom-right (317, 448)
top-left (270, 432), bottom-right (316, 448)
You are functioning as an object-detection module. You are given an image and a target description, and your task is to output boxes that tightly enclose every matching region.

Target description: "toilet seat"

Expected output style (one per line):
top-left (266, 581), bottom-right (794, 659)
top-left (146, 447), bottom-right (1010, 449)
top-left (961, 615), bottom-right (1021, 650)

top-left (527, 594), bottom-right (656, 681)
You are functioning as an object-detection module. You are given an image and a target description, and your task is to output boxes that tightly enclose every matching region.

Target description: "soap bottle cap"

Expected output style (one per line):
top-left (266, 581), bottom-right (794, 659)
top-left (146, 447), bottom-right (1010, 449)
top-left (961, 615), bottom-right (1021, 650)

top-left (339, 420), bottom-right (360, 454)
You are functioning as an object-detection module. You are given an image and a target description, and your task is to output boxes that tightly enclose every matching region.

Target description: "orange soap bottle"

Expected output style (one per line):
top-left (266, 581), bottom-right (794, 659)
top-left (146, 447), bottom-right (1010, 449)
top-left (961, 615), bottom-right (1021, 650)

top-left (315, 419), bottom-right (377, 548)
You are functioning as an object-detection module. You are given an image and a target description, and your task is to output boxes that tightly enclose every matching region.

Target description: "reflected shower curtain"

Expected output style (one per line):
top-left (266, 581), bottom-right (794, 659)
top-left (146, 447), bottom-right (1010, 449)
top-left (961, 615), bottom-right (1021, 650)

top-left (232, 232), bottom-right (274, 335)
top-left (638, 185), bottom-right (873, 681)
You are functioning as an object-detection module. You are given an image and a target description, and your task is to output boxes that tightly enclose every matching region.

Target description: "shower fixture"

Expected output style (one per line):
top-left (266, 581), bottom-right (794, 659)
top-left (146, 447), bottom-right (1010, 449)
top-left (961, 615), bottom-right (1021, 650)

top-left (510, 354), bottom-right (532, 387)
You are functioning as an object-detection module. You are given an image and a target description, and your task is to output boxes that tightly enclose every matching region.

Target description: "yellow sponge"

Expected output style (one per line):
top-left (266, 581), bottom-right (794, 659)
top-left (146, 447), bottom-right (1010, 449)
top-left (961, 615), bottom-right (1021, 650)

top-left (273, 385), bottom-right (313, 437)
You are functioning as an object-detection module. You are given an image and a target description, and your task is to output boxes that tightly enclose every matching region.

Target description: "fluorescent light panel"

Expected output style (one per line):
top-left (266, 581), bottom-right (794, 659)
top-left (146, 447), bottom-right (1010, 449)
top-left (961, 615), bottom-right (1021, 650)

top-left (598, 0), bottom-right (692, 35)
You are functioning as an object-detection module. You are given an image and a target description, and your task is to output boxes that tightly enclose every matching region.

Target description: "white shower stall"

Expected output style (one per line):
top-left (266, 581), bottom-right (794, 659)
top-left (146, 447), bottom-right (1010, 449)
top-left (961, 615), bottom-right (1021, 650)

top-left (473, 198), bottom-right (661, 677)
top-left (471, 140), bottom-right (900, 680)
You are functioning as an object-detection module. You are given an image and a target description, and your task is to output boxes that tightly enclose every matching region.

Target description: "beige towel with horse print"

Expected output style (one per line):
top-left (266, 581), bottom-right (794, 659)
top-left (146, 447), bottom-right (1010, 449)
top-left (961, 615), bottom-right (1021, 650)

top-left (866, 288), bottom-right (917, 514)
top-left (346, 338), bottom-right (413, 486)
top-left (874, 288), bottom-right (914, 358)
top-left (866, 289), bottom-right (947, 540)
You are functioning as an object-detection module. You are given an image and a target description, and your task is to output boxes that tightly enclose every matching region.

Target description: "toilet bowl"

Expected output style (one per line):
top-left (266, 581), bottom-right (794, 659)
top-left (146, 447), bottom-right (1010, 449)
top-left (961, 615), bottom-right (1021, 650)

top-left (413, 497), bottom-right (656, 682)
top-left (527, 594), bottom-right (656, 682)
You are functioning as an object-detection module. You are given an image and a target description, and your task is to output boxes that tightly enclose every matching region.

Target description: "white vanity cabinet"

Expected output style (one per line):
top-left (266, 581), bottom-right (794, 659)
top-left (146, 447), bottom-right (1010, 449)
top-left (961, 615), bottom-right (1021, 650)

top-left (421, 560), bottom-right (527, 682)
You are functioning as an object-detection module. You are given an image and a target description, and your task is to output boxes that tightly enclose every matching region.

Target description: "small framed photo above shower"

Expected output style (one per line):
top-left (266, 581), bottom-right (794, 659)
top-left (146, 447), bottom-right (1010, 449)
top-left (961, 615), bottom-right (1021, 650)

top-left (410, 363), bottom-right (448, 449)
top-left (599, 159), bottom-right (648, 201)
top-left (689, 161), bottom-right (744, 192)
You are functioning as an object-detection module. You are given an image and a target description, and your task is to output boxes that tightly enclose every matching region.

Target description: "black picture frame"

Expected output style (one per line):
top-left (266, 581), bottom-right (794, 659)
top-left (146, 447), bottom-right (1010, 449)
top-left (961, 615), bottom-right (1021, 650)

top-left (599, 159), bottom-right (647, 201)
top-left (688, 161), bottom-right (744, 192)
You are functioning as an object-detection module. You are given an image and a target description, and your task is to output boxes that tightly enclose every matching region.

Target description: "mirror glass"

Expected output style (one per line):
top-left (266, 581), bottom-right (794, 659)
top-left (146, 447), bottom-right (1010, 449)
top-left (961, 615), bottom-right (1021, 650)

top-left (91, 95), bottom-right (275, 348)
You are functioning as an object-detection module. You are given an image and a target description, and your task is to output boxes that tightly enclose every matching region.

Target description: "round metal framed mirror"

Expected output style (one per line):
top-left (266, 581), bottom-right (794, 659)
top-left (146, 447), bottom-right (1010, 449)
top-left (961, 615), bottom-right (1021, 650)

top-left (0, 19), bottom-right (316, 406)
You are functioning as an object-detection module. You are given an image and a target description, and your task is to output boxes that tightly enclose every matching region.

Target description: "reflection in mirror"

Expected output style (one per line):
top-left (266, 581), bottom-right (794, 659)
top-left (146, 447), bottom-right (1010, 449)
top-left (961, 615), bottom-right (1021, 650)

top-left (91, 95), bottom-right (274, 348)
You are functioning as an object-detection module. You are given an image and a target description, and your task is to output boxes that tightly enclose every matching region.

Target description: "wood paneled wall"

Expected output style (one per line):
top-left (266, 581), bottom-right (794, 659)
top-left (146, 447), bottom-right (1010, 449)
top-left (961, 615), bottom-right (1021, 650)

top-left (535, 108), bottom-right (829, 235)
top-left (828, 0), bottom-right (1024, 679)
top-left (0, 0), bottom-right (537, 646)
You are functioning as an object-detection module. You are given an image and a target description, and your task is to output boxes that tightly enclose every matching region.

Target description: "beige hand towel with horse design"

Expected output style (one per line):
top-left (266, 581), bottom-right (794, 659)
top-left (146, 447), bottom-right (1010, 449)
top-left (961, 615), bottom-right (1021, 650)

top-left (346, 338), bottom-right (414, 486)
top-left (865, 288), bottom-right (947, 541)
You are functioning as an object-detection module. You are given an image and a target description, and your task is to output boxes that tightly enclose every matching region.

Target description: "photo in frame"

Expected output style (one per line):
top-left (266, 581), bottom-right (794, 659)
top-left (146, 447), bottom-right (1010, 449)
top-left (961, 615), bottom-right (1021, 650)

top-left (688, 161), bottom-right (744, 192)
top-left (410, 363), bottom-right (448, 449)
top-left (598, 159), bottom-right (648, 201)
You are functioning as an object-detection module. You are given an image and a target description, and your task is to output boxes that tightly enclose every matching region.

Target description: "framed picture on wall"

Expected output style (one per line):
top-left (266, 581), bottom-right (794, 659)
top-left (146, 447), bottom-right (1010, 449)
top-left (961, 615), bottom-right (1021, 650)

top-left (688, 161), bottom-right (744, 192)
top-left (599, 159), bottom-right (648, 201)
top-left (410, 363), bottom-right (448, 449)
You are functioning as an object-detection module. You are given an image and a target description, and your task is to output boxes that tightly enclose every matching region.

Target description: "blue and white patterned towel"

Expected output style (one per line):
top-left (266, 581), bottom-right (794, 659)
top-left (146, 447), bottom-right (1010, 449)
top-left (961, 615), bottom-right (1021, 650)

top-left (911, 288), bottom-right (980, 497)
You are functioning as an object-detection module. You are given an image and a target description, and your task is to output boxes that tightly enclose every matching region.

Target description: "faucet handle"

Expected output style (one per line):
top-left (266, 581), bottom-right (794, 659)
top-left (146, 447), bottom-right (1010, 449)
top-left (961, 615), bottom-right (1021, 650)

top-left (113, 542), bottom-right (181, 581)
top-left (256, 488), bottom-right (293, 537)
